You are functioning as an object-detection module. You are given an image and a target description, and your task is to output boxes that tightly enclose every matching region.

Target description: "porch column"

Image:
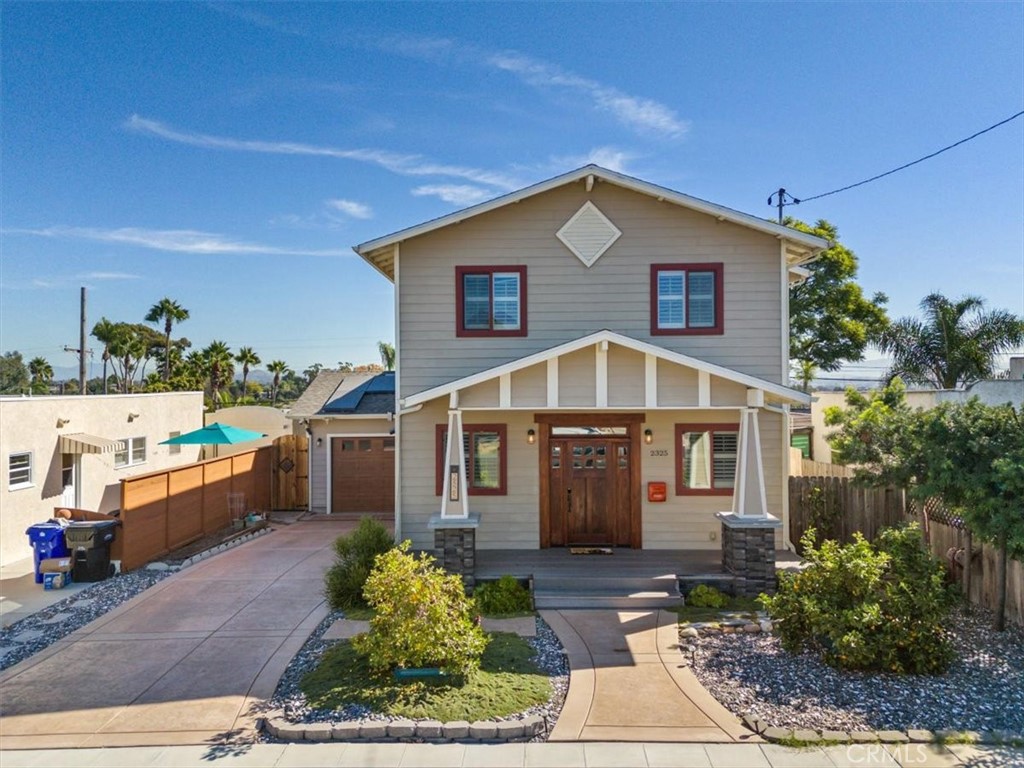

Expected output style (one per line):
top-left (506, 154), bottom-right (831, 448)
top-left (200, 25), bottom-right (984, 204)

top-left (431, 406), bottom-right (479, 591)
top-left (716, 406), bottom-right (780, 597)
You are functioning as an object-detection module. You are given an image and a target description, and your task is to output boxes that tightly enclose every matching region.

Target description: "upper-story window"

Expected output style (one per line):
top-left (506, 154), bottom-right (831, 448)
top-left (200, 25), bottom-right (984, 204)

top-left (455, 266), bottom-right (527, 337)
top-left (650, 263), bottom-right (724, 335)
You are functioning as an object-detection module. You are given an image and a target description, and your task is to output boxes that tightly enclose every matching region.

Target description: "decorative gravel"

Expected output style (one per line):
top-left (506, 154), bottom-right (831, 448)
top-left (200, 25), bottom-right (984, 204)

top-left (266, 612), bottom-right (568, 740)
top-left (687, 606), bottom-right (1024, 733)
top-left (0, 569), bottom-right (174, 671)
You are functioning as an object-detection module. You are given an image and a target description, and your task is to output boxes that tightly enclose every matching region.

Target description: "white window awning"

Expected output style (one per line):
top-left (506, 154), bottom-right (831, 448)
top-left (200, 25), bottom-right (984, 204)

top-left (60, 433), bottom-right (125, 454)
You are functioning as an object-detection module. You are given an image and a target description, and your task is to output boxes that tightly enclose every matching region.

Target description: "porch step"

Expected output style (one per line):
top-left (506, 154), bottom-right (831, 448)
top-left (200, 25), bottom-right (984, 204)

top-left (532, 575), bottom-right (683, 610)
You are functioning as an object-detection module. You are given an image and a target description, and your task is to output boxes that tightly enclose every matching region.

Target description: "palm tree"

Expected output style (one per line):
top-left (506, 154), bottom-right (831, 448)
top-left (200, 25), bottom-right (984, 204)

top-left (235, 346), bottom-right (261, 403)
top-left (28, 356), bottom-right (53, 393)
top-left (378, 341), bottom-right (396, 371)
top-left (267, 360), bottom-right (291, 405)
top-left (92, 317), bottom-right (117, 395)
top-left (878, 293), bottom-right (1024, 389)
top-left (145, 298), bottom-right (190, 382)
top-left (792, 359), bottom-right (817, 393)
top-left (202, 341), bottom-right (234, 411)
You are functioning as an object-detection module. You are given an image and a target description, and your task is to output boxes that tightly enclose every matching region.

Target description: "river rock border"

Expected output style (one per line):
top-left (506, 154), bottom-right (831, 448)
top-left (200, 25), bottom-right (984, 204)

top-left (678, 613), bottom-right (1024, 748)
top-left (144, 525), bottom-right (271, 571)
top-left (261, 713), bottom-right (546, 743)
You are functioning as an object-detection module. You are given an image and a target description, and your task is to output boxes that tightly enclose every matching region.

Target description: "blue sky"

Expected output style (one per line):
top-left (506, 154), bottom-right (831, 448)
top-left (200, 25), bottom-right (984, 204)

top-left (2, 2), bottom-right (1022, 379)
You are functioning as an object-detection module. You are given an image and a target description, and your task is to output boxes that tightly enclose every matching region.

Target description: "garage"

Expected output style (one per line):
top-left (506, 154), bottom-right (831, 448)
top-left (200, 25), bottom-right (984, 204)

top-left (330, 436), bottom-right (395, 514)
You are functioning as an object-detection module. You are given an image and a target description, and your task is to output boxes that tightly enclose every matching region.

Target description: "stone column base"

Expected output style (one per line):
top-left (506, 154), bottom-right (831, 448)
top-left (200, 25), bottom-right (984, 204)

top-left (428, 513), bottom-right (480, 592)
top-left (715, 512), bottom-right (781, 598)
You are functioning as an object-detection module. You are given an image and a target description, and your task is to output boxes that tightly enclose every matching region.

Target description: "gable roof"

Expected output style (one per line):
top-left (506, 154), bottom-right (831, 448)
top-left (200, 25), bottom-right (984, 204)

top-left (289, 371), bottom-right (395, 420)
top-left (354, 165), bottom-right (830, 281)
top-left (402, 330), bottom-right (811, 409)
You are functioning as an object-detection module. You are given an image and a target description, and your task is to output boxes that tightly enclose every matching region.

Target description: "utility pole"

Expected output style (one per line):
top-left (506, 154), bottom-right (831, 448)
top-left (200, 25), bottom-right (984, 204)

top-left (64, 286), bottom-right (91, 394)
top-left (767, 188), bottom-right (800, 224)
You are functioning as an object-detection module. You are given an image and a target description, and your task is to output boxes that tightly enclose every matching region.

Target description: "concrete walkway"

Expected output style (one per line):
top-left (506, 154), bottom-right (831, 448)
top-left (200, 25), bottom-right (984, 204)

top-left (0, 518), bottom-right (359, 749)
top-left (543, 609), bottom-right (752, 743)
top-left (2, 741), bottom-right (1022, 767)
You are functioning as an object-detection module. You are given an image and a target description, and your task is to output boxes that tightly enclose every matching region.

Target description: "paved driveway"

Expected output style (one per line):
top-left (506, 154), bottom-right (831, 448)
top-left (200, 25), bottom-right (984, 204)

top-left (0, 519), bottom-right (358, 749)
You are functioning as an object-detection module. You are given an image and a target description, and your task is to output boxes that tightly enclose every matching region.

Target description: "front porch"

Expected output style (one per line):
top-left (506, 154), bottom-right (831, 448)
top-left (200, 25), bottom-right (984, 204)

top-left (476, 547), bottom-right (801, 608)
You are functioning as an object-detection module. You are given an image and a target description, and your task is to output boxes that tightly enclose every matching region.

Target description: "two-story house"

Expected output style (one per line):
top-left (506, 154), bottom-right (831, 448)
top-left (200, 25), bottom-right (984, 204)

top-left (353, 165), bottom-right (827, 594)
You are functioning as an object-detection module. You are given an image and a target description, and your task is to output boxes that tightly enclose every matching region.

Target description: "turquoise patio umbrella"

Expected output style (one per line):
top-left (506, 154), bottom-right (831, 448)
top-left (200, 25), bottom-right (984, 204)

top-left (160, 422), bottom-right (266, 457)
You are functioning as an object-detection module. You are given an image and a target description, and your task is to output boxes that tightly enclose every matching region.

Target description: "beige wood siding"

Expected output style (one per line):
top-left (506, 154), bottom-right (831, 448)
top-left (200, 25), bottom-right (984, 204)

top-left (558, 348), bottom-right (596, 407)
top-left (398, 182), bottom-right (784, 400)
top-left (608, 346), bottom-right (645, 406)
top-left (459, 378), bottom-right (499, 408)
top-left (400, 403), bottom-right (540, 551)
top-left (511, 363), bottom-right (547, 407)
top-left (710, 377), bottom-right (748, 407)
top-left (657, 361), bottom-right (699, 406)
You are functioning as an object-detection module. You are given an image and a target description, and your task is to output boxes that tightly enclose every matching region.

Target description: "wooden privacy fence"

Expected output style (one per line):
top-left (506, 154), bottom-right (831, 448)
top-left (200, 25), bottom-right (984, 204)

top-left (272, 434), bottom-right (308, 511)
top-left (789, 475), bottom-right (1024, 625)
top-left (793, 458), bottom-right (856, 478)
top-left (116, 447), bottom-right (272, 572)
top-left (789, 475), bottom-right (906, 548)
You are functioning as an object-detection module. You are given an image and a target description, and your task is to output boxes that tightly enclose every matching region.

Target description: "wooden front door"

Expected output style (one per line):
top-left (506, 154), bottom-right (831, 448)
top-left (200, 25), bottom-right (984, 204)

top-left (549, 438), bottom-right (631, 546)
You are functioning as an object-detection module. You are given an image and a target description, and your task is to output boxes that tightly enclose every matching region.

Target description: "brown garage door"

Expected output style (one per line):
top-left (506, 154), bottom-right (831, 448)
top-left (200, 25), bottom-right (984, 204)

top-left (331, 437), bottom-right (395, 513)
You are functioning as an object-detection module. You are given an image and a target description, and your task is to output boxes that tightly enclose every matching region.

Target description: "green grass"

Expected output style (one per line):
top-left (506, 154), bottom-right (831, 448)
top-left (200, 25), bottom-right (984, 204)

top-left (300, 632), bottom-right (551, 721)
top-left (340, 606), bottom-right (375, 621)
top-left (676, 595), bottom-right (761, 623)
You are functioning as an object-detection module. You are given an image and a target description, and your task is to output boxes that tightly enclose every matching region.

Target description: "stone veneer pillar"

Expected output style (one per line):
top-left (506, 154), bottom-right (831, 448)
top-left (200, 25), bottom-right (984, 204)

top-left (428, 514), bottom-right (480, 592)
top-left (715, 512), bottom-right (781, 598)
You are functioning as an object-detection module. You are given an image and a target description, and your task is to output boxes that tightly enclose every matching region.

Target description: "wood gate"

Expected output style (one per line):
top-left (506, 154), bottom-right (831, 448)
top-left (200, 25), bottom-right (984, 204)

top-left (272, 434), bottom-right (309, 510)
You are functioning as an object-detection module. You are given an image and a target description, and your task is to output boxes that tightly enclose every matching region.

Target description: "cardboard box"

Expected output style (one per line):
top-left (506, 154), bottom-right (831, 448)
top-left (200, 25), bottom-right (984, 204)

top-left (40, 557), bottom-right (73, 574)
top-left (43, 572), bottom-right (68, 590)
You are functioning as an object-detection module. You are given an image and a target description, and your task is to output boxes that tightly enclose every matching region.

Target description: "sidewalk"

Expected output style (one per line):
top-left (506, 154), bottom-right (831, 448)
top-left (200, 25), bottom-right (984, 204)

top-left (544, 609), bottom-right (751, 743)
top-left (1, 741), bottom-right (1022, 767)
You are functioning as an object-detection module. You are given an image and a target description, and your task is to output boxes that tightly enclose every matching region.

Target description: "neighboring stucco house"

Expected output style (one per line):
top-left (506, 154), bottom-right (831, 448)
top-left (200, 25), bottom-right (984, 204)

top-left (0, 391), bottom-right (203, 566)
top-left (289, 371), bottom-right (395, 515)
top-left (352, 165), bottom-right (828, 589)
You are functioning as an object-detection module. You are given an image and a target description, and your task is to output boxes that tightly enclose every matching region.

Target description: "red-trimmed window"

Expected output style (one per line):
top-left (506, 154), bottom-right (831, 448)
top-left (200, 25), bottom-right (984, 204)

top-left (456, 266), bottom-right (527, 337)
top-left (675, 423), bottom-right (739, 496)
top-left (651, 263), bottom-right (723, 335)
top-left (435, 423), bottom-right (507, 496)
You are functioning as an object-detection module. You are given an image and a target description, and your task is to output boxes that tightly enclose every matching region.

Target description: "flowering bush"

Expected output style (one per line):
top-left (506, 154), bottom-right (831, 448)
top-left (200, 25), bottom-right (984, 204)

top-left (352, 542), bottom-right (488, 677)
top-left (760, 524), bottom-right (956, 674)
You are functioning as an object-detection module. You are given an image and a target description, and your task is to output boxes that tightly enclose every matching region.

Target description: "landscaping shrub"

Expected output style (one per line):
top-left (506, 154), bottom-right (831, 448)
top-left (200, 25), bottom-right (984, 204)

top-left (352, 542), bottom-right (488, 677)
top-left (686, 584), bottom-right (729, 609)
top-left (474, 575), bottom-right (533, 615)
top-left (324, 517), bottom-right (394, 610)
top-left (760, 524), bottom-right (956, 674)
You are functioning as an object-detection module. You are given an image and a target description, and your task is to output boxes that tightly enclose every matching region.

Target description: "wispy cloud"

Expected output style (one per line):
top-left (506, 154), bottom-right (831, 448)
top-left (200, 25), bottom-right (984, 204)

top-left (80, 271), bottom-right (141, 280)
top-left (326, 199), bottom-right (373, 219)
top-left (553, 147), bottom-right (639, 174)
top-left (411, 184), bottom-right (496, 207)
top-left (488, 53), bottom-right (688, 139)
top-left (126, 115), bottom-right (521, 190)
top-left (7, 226), bottom-right (349, 257)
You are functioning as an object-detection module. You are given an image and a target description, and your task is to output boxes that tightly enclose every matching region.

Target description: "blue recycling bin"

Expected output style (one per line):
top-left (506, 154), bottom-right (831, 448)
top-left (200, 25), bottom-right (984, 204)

top-left (26, 522), bottom-right (69, 584)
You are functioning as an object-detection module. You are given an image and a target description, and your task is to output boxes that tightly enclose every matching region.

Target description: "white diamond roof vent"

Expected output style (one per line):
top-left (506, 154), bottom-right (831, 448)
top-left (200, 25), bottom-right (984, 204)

top-left (556, 201), bottom-right (622, 268)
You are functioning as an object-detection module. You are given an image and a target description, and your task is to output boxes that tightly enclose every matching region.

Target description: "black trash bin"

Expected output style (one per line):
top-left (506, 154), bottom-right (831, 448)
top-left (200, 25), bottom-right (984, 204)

top-left (64, 520), bottom-right (119, 582)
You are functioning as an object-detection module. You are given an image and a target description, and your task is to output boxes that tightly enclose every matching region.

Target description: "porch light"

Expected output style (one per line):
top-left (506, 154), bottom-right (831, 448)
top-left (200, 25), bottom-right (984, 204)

top-left (527, 429), bottom-right (536, 445)
top-left (127, 412), bottom-right (140, 422)
top-left (644, 428), bottom-right (654, 445)
top-left (56, 418), bottom-right (71, 428)
top-left (315, 437), bottom-right (323, 448)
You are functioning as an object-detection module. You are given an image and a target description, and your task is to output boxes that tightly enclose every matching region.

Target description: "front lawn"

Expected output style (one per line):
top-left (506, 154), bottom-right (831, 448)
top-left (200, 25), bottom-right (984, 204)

top-left (300, 631), bottom-right (552, 722)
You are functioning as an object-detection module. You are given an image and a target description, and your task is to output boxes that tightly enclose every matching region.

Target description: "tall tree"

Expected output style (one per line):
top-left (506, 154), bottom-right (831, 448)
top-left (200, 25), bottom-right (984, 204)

top-left (202, 341), bottom-right (234, 411)
top-left (107, 323), bottom-right (158, 393)
top-left (235, 346), bottom-right (261, 403)
top-left (787, 218), bottom-right (889, 372)
top-left (0, 351), bottom-right (30, 394)
top-left (91, 317), bottom-right (118, 395)
top-left (303, 362), bottom-right (323, 383)
top-left (267, 360), bottom-right (291, 405)
top-left (28, 356), bottom-right (54, 393)
top-left (144, 297), bottom-right (190, 382)
top-left (378, 341), bottom-right (396, 371)
top-left (877, 293), bottom-right (1024, 389)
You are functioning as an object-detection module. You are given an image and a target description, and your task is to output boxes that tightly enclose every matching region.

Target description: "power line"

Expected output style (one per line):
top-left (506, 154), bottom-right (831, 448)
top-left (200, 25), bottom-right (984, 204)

top-left (771, 110), bottom-right (1024, 217)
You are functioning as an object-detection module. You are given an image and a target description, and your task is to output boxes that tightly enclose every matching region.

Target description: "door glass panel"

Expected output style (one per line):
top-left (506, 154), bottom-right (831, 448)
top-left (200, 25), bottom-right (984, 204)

top-left (583, 445), bottom-right (594, 456)
top-left (596, 445), bottom-right (606, 456)
top-left (618, 444), bottom-right (629, 469)
top-left (584, 458), bottom-right (594, 468)
top-left (596, 457), bottom-right (606, 469)
top-left (341, 440), bottom-right (354, 451)
top-left (359, 439), bottom-right (372, 452)
top-left (551, 445), bottom-right (561, 469)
